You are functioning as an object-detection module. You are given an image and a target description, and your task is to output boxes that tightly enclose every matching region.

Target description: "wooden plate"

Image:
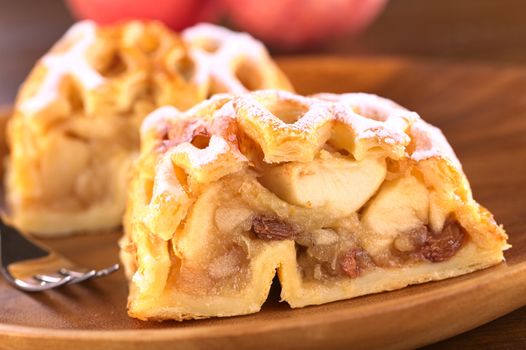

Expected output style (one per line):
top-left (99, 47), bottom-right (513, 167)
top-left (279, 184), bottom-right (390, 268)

top-left (0, 57), bottom-right (525, 350)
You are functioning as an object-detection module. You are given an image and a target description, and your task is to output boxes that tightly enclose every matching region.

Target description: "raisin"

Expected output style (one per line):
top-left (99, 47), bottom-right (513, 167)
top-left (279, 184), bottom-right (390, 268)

top-left (339, 248), bottom-right (374, 278)
top-left (251, 215), bottom-right (299, 241)
top-left (421, 220), bottom-right (466, 262)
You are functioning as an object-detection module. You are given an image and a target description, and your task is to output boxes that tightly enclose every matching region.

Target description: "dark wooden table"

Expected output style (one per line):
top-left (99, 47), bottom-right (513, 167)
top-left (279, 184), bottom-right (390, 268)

top-left (0, 0), bottom-right (525, 348)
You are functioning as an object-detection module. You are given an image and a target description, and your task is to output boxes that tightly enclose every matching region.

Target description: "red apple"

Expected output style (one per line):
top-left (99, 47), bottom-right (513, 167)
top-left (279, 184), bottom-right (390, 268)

top-left (221, 0), bottom-right (387, 49)
top-left (66, 0), bottom-right (220, 31)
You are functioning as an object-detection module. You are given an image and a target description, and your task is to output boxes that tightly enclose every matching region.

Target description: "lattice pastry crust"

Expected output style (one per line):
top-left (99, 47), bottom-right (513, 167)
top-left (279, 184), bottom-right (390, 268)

top-left (121, 90), bottom-right (508, 320)
top-left (7, 21), bottom-right (291, 235)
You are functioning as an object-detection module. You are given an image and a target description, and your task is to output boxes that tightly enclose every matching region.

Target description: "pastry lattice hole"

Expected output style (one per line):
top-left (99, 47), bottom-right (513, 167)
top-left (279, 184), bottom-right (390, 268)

top-left (206, 79), bottom-right (230, 98)
top-left (172, 164), bottom-right (189, 191)
top-left (97, 51), bottom-right (127, 77)
top-left (64, 78), bottom-right (85, 113)
top-left (326, 122), bottom-right (355, 156)
top-left (337, 148), bottom-right (351, 156)
top-left (267, 100), bottom-right (309, 124)
top-left (174, 56), bottom-right (195, 81)
top-left (323, 143), bottom-right (352, 157)
top-left (190, 132), bottom-right (211, 150)
top-left (237, 129), bottom-right (266, 169)
top-left (235, 59), bottom-right (263, 91)
top-left (351, 105), bottom-right (388, 122)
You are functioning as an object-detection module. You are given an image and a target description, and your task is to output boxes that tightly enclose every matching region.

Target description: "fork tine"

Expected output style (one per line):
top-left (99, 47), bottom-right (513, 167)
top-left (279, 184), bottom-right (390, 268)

top-left (34, 273), bottom-right (64, 283)
top-left (1, 218), bottom-right (120, 292)
top-left (59, 268), bottom-right (93, 277)
top-left (14, 275), bottom-right (73, 292)
top-left (95, 263), bottom-right (120, 277)
top-left (59, 268), bottom-right (97, 284)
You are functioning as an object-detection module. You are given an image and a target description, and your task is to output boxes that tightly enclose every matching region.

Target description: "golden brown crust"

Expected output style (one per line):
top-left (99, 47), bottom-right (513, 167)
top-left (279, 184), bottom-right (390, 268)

top-left (123, 90), bottom-right (508, 321)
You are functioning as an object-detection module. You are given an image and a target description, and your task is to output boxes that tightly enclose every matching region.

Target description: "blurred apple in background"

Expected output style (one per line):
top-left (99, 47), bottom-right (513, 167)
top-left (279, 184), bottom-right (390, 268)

top-left (221, 0), bottom-right (387, 49)
top-left (66, 0), bottom-right (386, 49)
top-left (66, 0), bottom-right (220, 30)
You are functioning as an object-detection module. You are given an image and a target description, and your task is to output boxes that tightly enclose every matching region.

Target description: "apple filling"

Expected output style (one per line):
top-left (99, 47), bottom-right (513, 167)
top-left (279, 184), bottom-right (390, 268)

top-left (166, 185), bottom-right (255, 296)
top-left (238, 148), bottom-right (467, 282)
top-left (202, 194), bottom-right (467, 286)
top-left (292, 218), bottom-right (467, 282)
top-left (176, 148), bottom-right (468, 291)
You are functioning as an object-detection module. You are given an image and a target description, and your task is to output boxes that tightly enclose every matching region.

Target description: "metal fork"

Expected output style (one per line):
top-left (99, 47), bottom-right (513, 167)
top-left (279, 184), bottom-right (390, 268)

top-left (0, 218), bottom-right (119, 292)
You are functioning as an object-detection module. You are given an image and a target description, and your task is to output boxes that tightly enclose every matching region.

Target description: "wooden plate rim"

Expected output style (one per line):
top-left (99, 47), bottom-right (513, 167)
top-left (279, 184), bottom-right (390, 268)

top-left (1, 259), bottom-right (524, 341)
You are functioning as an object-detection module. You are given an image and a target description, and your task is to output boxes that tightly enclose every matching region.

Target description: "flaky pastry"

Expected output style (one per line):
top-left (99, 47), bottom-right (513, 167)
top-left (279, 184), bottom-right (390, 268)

top-left (121, 90), bottom-right (508, 321)
top-left (6, 21), bottom-right (291, 236)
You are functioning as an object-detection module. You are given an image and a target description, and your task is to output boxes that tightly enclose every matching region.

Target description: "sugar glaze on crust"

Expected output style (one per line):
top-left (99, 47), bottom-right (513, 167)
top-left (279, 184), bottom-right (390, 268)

top-left (122, 90), bottom-right (508, 321)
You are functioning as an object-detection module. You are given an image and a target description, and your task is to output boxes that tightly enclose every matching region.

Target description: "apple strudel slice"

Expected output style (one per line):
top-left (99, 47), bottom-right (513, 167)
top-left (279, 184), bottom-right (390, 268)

top-left (6, 21), bottom-right (292, 236)
top-left (121, 90), bottom-right (508, 321)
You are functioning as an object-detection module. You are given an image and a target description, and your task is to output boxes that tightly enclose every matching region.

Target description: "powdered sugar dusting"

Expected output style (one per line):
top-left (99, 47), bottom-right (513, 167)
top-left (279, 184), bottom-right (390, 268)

top-left (234, 90), bottom-right (333, 134)
top-left (141, 106), bottom-right (181, 135)
top-left (316, 93), bottom-right (413, 147)
top-left (152, 153), bottom-right (186, 200)
top-left (21, 21), bottom-right (104, 115)
top-left (173, 135), bottom-right (238, 167)
top-left (146, 90), bottom-right (464, 196)
top-left (182, 23), bottom-right (269, 93)
top-left (410, 119), bottom-right (462, 169)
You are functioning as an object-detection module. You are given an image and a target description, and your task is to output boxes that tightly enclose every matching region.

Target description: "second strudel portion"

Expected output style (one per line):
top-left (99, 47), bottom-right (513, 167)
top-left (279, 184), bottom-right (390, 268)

top-left (7, 21), bottom-right (292, 236)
